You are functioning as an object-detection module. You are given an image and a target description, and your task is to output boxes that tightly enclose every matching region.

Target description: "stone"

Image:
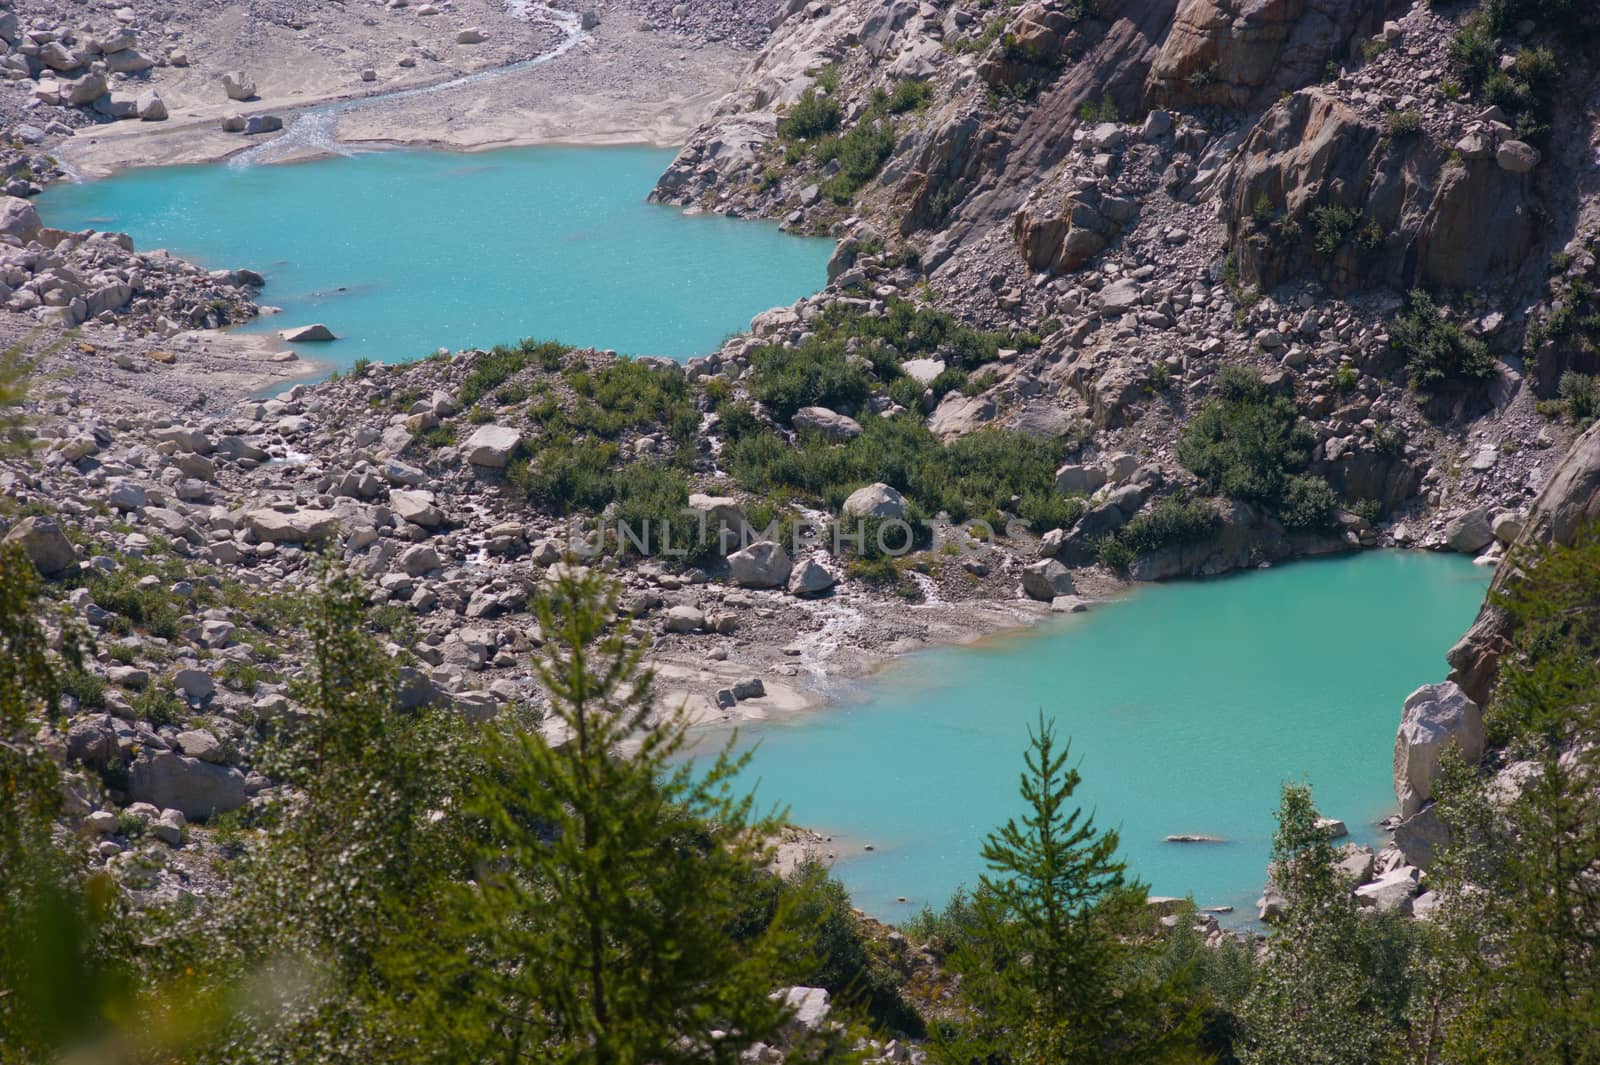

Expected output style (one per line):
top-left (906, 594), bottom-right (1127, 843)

top-left (175, 729), bottom-right (226, 763)
top-left (464, 424), bottom-right (522, 468)
top-left (0, 196), bottom-right (43, 244)
top-left (103, 48), bottom-right (155, 73)
top-left (1496, 139), bottom-right (1541, 173)
top-left (129, 750), bottom-right (246, 820)
top-left (1394, 804), bottom-right (1451, 869)
top-left (173, 669), bottom-right (215, 701)
top-left (245, 114), bottom-right (284, 135)
top-left (280, 323), bottom-right (336, 342)
top-left (1021, 559), bottom-right (1073, 601)
top-left (220, 113), bottom-right (247, 133)
top-left (1054, 463), bottom-right (1107, 496)
top-left (391, 490), bottom-right (445, 529)
top-left (842, 482), bottom-right (906, 520)
top-left (2, 516), bottom-right (76, 576)
top-left (900, 357), bottom-right (947, 386)
top-left (1491, 510), bottom-right (1522, 543)
top-left (136, 90), bottom-right (167, 121)
top-left (664, 605), bottom-right (704, 633)
top-left (1354, 866), bottom-right (1419, 914)
top-left (1444, 508), bottom-right (1494, 553)
top-left (222, 71), bottom-right (257, 101)
top-left (782, 987), bottom-right (831, 1034)
top-left (398, 544), bottom-right (441, 576)
top-left (788, 558), bottom-right (835, 598)
top-left (1100, 278), bottom-right (1141, 315)
top-left (732, 678), bottom-right (766, 700)
top-left (1335, 845), bottom-right (1375, 883)
top-left (728, 540), bottom-right (792, 589)
top-left (246, 507), bottom-right (340, 544)
top-left (457, 27), bottom-right (488, 43)
top-left (1395, 682), bottom-right (1485, 818)
top-left (65, 73), bottom-right (109, 106)
top-left (792, 406), bottom-right (862, 440)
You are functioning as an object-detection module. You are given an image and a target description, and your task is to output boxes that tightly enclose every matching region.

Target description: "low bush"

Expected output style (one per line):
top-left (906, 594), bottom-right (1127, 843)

top-left (1177, 367), bottom-right (1314, 504)
top-left (779, 89), bottom-right (841, 141)
top-left (884, 79), bottom-right (933, 114)
top-left (724, 416), bottom-right (1080, 532)
top-left (458, 338), bottom-right (570, 406)
top-left (1390, 290), bottom-right (1496, 390)
top-left (746, 339), bottom-right (873, 422)
top-left (817, 118), bottom-right (897, 203)
top-left (1279, 473), bottom-right (1341, 532)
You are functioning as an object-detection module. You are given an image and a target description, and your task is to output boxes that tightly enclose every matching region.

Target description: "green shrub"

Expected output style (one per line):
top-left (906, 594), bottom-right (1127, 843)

top-left (1311, 204), bottom-right (1360, 255)
top-left (778, 89), bottom-right (841, 140)
top-left (1279, 474), bottom-right (1341, 532)
top-left (1390, 290), bottom-right (1496, 390)
top-left (811, 63), bottom-right (841, 94)
top-left (725, 417), bottom-right (1078, 530)
top-left (86, 569), bottom-right (183, 639)
top-left (1383, 109), bottom-right (1422, 137)
top-left (131, 685), bottom-right (184, 728)
top-left (60, 667), bottom-right (107, 711)
top-left (459, 339), bottom-right (571, 407)
top-left (1177, 367), bottom-right (1314, 505)
top-left (1119, 496), bottom-right (1221, 556)
top-left (746, 339), bottom-right (873, 422)
top-left (817, 118), bottom-right (896, 203)
top-left (884, 79), bottom-right (933, 114)
top-left (1558, 371), bottom-right (1599, 424)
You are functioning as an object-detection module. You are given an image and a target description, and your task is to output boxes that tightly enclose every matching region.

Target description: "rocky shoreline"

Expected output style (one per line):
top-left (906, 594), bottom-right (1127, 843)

top-left (5, 0), bottom-right (1600, 959)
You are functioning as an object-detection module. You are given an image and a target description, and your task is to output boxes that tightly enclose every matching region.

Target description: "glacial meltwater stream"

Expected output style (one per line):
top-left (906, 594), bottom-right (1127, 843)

top-left (690, 552), bottom-right (1488, 922)
top-left (35, 145), bottom-right (835, 366)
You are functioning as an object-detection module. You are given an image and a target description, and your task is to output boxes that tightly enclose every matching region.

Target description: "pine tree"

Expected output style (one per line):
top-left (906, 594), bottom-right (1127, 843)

top-left (943, 712), bottom-right (1200, 1065)
top-left (398, 565), bottom-right (796, 1065)
top-left (1437, 532), bottom-right (1600, 1065)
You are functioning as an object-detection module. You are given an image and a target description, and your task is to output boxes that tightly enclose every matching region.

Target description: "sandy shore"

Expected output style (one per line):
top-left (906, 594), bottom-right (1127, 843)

top-left (57, 11), bottom-right (746, 178)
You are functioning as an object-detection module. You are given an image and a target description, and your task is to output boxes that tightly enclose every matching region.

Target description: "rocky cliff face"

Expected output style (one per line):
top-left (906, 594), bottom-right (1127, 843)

top-left (1146, 0), bottom-right (1399, 110)
top-left (1448, 421), bottom-right (1600, 704)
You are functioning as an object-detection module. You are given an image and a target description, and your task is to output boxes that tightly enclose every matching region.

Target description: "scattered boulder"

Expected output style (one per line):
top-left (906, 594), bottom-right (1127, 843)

top-left (464, 424), bottom-right (522, 468)
top-left (1444, 508), bottom-right (1494, 553)
top-left (0, 196), bottom-right (43, 244)
top-left (457, 27), bottom-right (488, 43)
top-left (728, 541), bottom-right (792, 589)
top-left (280, 324), bottom-right (336, 342)
top-left (2, 516), bottom-right (76, 576)
top-left (246, 508), bottom-right (340, 544)
top-left (129, 750), bottom-right (246, 820)
top-left (1496, 139), bottom-right (1541, 174)
top-left (792, 406), bottom-right (862, 441)
top-left (1394, 682), bottom-right (1485, 818)
top-left (842, 483), bottom-right (906, 520)
top-left (1021, 559), bottom-right (1074, 601)
top-left (222, 71), bottom-right (257, 101)
top-left (136, 90), bottom-right (168, 121)
top-left (788, 558), bottom-right (835, 598)
top-left (391, 490), bottom-right (445, 529)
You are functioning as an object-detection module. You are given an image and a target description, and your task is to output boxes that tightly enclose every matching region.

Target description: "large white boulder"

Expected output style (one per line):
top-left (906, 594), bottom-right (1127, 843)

top-left (246, 508), bottom-right (340, 544)
top-left (1394, 682), bottom-right (1485, 817)
top-left (842, 482), bottom-right (906, 520)
top-left (1021, 559), bottom-right (1074, 602)
top-left (464, 424), bottom-right (522, 468)
top-left (0, 195), bottom-right (42, 243)
top-left (221, 71), bottom-right (257, 101)
top-left (728, 540), bottom-right (792, 589)
top-left (2, 516), bottom-right (76, 576)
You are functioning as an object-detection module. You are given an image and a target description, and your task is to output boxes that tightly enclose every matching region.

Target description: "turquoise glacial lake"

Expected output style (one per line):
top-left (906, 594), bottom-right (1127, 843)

top-left (691, 552), bottom-right (1489, 922)
top-left (36, 146), bottom-right (834, 367)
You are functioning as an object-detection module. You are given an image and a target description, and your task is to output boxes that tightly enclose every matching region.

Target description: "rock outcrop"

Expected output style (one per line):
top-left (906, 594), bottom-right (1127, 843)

top-left (1145, 0), bottom-right (1398, 110)
top-left (1449, 422), bottom-right (1600, 702)
top-left (1219, 89), bottom-right (1538, 295)
top-left (1394, 682), bottom-right (1485, 819)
